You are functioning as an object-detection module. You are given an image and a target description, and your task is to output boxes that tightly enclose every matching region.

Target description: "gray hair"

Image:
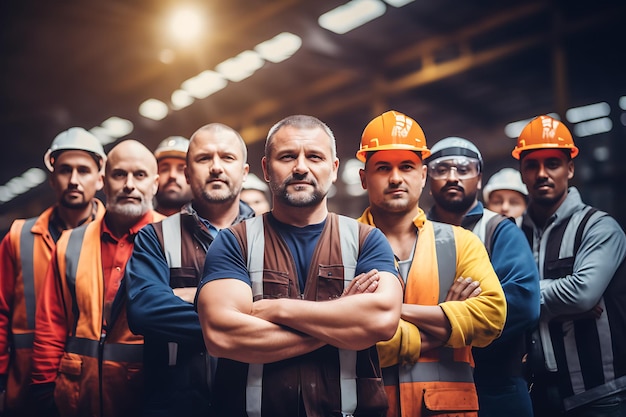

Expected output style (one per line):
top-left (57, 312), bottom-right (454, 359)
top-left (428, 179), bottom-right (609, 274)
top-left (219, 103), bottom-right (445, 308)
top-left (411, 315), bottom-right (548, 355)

top-left (265, 115), bottom-right (336, 159)
top-left (190, 123), bottom-right (248, 163)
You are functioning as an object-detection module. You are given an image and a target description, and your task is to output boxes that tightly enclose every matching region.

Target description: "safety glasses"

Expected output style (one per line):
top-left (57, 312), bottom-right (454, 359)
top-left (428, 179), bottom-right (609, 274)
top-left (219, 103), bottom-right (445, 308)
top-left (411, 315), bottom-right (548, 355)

top-left (427, 156), bottom-right (480, 180)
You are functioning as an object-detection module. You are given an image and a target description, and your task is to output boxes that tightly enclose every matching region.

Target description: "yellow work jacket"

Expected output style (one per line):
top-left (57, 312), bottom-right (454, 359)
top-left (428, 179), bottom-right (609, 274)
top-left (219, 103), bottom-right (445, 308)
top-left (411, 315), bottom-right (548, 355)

top-left (358, 207), bottom-right (506, 417)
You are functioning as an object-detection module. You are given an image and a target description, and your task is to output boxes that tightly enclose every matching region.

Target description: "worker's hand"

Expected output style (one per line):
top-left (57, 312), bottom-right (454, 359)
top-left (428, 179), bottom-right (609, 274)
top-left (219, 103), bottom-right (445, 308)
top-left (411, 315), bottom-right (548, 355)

top-left (445, 277), bottom-right (481, 302)
top-left (173, 287), bottom-right (197, 304)
top-left (342, 269), bottom-right (379, 296)
top-left (554, 303), bottom-right (604, 322)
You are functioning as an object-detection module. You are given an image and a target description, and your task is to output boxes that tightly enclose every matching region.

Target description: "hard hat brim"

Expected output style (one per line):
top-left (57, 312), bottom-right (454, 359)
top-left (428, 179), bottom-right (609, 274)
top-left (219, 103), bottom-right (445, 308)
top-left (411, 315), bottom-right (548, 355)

top-left (512, 143), bottom-right (579, 160)
top-left (356, 145), bottom-right (431, 162)
top-left (155, 150), bottom-right (187, 161)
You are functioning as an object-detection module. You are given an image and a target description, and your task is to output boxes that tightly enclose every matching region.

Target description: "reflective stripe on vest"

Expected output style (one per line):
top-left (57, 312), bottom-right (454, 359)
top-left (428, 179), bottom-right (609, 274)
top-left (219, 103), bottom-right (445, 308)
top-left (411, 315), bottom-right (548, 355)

top-left (162, 213), bottom-right (182, 268)
top-left (161, 213), bottom-right (182, 365)
top-left (64, 225), bottom-right (141, 364)
top-left (396, 222), bottom-right (474, 384)
top-left (65, 335), bottom-right (143, 363)
top-left (244, 215), bottom-right (360, 417)
top-left (18, 217), bottom-right (38, 334)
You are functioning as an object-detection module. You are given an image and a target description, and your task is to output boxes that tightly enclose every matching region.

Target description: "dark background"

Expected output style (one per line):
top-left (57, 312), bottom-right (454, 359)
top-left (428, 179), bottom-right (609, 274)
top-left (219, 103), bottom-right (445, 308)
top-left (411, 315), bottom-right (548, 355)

top-left (1, 0), bottom-right (624, 235)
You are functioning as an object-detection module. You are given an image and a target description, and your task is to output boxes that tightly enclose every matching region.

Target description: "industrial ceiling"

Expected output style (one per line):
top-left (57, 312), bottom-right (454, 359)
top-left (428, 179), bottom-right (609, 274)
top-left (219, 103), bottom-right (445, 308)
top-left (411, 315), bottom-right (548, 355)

top-left (1, 0), bottom-right (624, 233)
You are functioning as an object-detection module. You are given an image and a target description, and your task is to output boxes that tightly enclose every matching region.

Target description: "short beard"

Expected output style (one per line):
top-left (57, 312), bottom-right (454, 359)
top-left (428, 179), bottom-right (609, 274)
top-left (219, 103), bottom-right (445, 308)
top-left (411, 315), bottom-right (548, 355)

top-left (156, 192), bottom-right (191, 210)
top-left (200, 188), bottom-right (237, 205)
top-left (106, 201), bottom-right (150, 218)
top-left (432, 191), bottom-right (474, 214)
top-left (59, 198), bottom-right (90, 210)
top-left (271, 177), bottom-right (326, 207)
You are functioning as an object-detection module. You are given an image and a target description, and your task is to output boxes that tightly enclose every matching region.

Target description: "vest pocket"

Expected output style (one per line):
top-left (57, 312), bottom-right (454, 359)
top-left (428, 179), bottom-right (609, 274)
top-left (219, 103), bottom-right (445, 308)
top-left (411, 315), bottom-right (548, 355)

top-left (423, 387), bottom-right (479, 413)
top-left (545, 256), bottom-right (574, 279)
top-left (261, 270), bottom-right (290, 299)
top-left (317, 265), bottom-right (345, 300)
top-left (55, 353), bottom-right (83, 415)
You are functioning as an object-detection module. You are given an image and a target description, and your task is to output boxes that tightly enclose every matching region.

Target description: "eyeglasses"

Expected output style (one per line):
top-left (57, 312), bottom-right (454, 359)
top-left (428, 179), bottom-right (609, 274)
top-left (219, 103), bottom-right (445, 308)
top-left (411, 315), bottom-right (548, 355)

top-left (427, 156), bottom-right (480, 180)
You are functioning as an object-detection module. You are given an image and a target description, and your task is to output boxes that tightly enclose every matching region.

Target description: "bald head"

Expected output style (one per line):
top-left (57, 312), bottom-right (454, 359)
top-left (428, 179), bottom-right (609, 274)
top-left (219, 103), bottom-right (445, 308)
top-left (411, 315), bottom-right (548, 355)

top-left (106, 140), bottom-right (157, 176)
top-left (104, 139), bottom-right (159, 219)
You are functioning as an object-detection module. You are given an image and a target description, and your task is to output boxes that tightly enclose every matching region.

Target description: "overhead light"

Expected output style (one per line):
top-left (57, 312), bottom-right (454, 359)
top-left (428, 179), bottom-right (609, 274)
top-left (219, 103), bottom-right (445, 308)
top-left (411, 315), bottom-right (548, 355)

top-left (573, 117), bottom-right (612, 137)
top-left (181, 70), bottom-right (227, 99)
top-left (255, 32), bottom-right (302, 63)
top-left (216, 50), bottom-right (265, 82)
top-left (139, 99), bottom-right (169, 121)
top-left (89, 127), bottom-right (116, 145)
top-left (0, 168), bottom-right (47, 204)
top-left (318, 0), bottom-right (386, 35)
top-left (620, 96), bottom-right (626, 111)
top-left (566, 102), bottom-right (610, 123)
top-left (383, 0), bottom-right (414, 6)
top-left (101, 117), bottom-right (134, 138)
top-left (171, 89), bottom-right (195, 109)
top-left (168, 6), bottom-right (205, 45)
top-left (504, 113), bottom-right (560, 138)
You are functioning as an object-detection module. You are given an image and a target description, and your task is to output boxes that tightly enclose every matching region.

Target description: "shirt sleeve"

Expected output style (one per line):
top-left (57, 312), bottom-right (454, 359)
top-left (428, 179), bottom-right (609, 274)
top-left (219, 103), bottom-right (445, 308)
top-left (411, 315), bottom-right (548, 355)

top-left (487, 219), bottom-right (540, 343)
top-left (31, 247), bottom-right (67, 385)
top-left (355, 228), bottom-right (398, 277)
top-left (197, 229), bottom-right (250, 294)
top-left (540, 214), bottom-right (626, 319)
top-left (125, 225), bottom-right (203, 346)
top-left (440, 227), bottom-right (507, 348)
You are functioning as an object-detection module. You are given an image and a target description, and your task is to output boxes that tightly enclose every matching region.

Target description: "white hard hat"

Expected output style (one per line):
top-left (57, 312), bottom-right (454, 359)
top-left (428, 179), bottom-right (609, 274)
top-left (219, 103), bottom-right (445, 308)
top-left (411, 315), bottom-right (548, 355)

top-left (154, 136), bottom-right (189, 161)
top-left (242, 173), bottom-right (269, 193)
top-left (428, 136), bottom-right (483, 165)
top-left (483, 168), bottom-right (528, 202)
top-left (44, 127), bottom-right (106, 172)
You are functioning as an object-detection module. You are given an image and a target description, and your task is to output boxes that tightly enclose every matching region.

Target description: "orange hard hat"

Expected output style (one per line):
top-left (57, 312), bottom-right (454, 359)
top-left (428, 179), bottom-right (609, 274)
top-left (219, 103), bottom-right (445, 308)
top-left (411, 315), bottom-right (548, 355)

top-left (357, 110), bottom-right (430, 162)
top-left (512, 115), bottom-right (579, 160)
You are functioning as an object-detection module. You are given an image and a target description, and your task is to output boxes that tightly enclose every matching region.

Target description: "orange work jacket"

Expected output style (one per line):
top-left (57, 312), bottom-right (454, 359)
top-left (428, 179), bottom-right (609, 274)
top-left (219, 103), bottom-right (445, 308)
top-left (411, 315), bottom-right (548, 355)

top-left (0, 200), bottom-right (104, 414)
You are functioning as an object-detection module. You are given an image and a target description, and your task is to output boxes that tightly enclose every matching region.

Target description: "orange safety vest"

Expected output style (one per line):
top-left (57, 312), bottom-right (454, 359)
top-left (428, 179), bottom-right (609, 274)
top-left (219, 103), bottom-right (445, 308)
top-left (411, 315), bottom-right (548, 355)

top-left (3, 201), bottom-right (105, 413)
top-left (52, 211), bottom-right (161, 417)
top-left (359, 208), bottom-right (506, 417)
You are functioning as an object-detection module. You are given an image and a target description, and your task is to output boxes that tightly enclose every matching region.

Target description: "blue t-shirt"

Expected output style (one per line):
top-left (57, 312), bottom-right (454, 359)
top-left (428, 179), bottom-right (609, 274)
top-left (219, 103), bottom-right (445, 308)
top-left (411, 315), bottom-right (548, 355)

top-left (200, 214), bottom-right (397, 292)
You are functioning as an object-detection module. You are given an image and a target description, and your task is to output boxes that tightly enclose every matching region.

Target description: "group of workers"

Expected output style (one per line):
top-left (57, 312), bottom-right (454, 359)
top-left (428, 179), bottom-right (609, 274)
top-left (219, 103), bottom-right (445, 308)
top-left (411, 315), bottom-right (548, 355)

top-left (0, 111), bottom-right (624, 417)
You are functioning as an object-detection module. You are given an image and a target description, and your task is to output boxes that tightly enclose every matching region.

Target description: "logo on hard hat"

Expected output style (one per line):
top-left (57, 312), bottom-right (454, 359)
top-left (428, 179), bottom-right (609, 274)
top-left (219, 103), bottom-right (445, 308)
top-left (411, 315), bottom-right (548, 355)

top-left (541, 117), bottom-right (559, 141)
top-left (392, 115), bottom-right (412, 139)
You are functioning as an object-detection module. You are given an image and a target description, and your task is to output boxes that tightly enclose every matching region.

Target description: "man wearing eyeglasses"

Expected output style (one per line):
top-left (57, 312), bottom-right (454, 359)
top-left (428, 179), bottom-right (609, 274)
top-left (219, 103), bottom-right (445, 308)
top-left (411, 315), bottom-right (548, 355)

top-left (426, 137), bottom-right (540, 417)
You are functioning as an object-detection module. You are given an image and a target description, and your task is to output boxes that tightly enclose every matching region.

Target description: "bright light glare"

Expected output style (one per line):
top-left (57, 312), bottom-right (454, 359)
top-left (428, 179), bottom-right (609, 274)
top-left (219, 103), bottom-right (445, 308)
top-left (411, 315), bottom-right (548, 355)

top-left (255, 32), bottom-right (302, 63)
top-left (0, 168), bottom-right (47, 204)
top-left (573, 117), bottom-right (612, 137)
top-left (168, 7), bottom-right (204, 44)
top-left (139, 99), bottom-right (169, 121)
top-left (216, 50), bottom-right (265, 82)
top-left (181, 70), bottom-right (227, 99)
top-left (171, 89), bottom-right (195, 109)
top-left (566, 102), bottom-right (610, 123)
top-left (619, 96), bottom-right (626, 111)
top-left (383, 0), bottom-right (415, 6)
top-left (101, 116), bottom-right (134, 138)
top-left (318, 0), bottom-right (386, 35)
